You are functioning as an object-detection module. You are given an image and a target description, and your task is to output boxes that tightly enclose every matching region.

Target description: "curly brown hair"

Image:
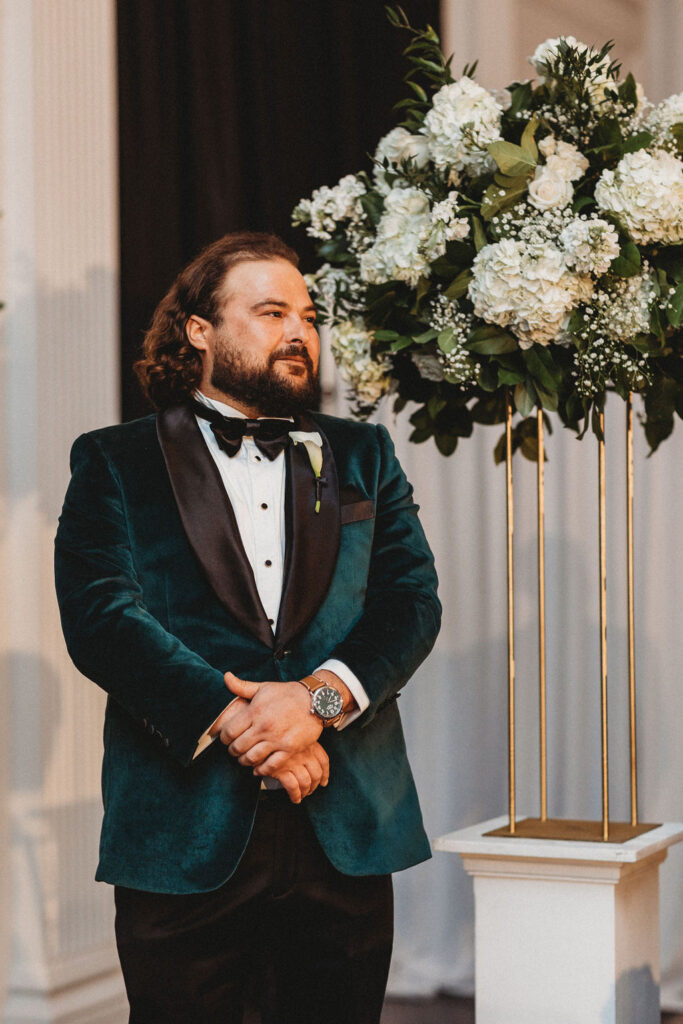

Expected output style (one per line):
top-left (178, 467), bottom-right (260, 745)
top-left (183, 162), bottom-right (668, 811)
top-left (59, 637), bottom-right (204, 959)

top-left (134, 232), bottom-right (300, 409)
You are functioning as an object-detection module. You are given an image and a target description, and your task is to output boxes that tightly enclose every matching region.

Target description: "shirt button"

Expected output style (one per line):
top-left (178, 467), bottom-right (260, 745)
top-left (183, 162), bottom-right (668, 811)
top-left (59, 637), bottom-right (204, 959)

top-left (264, 559), bottom-right (272, 567)
top-left (254, 455), bottom-right (262, 462)
top-left (260, 503), bottom-right (268, 510)
top-left (268, 618), bottom-right (274, 626)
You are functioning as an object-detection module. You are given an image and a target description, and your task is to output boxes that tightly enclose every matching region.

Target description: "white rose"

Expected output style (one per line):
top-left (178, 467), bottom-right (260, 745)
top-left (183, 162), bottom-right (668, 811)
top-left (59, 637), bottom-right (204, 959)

top-left (545, 142), bottom-right (589, 182)
top-left (373, 127), bottom-right (431, 193)
top-left (528, 170), bottom-right (574, 210)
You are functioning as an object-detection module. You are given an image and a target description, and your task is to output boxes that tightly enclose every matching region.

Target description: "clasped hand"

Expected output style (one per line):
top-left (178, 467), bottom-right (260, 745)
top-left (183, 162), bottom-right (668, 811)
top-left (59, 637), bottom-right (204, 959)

top-left (209, 672), bottom-right (328, 804)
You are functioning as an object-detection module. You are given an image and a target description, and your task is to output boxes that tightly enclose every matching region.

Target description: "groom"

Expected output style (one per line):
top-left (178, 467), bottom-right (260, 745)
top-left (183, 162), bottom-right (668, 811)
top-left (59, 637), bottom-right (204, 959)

top-left (55, 232), bottom-right (441, 1024)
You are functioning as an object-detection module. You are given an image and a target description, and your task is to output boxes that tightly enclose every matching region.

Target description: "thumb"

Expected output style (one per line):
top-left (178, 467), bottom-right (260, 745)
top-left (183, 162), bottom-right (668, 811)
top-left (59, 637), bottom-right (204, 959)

top-left (224, 672), bottom-right (260, 699)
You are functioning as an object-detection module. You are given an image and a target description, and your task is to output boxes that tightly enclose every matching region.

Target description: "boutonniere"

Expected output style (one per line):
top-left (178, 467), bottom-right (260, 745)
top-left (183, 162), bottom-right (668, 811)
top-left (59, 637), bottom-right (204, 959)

top-left (289, 431), bottom-right (325, 513)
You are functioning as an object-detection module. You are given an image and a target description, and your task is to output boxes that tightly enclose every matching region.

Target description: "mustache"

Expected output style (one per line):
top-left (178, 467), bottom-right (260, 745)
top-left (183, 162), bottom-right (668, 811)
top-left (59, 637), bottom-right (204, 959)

top-left (269, 344), bottom-right (314, 372)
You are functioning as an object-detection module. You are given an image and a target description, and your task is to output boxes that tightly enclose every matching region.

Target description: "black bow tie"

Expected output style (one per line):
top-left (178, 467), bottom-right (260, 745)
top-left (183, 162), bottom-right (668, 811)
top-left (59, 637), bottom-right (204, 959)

top-left (190, 401), bottom-right (293, 461)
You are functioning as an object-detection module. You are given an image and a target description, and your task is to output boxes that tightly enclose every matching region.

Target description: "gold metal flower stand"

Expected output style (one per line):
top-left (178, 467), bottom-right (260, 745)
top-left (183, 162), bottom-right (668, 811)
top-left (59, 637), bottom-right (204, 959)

top-left (435, 393), bottom-right (683, 1023)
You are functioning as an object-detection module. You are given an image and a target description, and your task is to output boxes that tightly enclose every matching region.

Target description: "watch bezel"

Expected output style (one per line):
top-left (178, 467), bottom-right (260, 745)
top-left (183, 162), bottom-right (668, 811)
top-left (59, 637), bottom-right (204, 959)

top-left (311, 684), bottom-right (344, 721)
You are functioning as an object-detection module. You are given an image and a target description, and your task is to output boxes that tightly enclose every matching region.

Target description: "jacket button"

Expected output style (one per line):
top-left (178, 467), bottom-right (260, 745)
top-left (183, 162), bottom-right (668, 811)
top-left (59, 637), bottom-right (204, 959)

top-left (274, 648), bottom-right (291, 661)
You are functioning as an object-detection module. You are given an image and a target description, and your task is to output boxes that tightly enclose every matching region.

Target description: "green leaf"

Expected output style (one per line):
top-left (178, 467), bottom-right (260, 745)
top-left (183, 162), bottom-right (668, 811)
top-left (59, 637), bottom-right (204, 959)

top-left (437, 328), bottom-right (457, 353)
top-left (466, 326), bottom-right (518, 355)
top-left (445, 268), bottom-right (472, 300)
top-left (406, 80), bottom-right (428, 102)
top-left (514, 381), bottom-right (535, 417)
top-left (411, 275), bottom-right (431, 313)
top-left (481, 179), bottom-right (529, 221)
top-left (520, 113), bottom-right (540, 160)
top-left (477, 362), bottom-right (499, 392)
top-left (523, 346), bottom-right (563, 391)
top-left (610, 240), bottom-right (641, 277)
top-left (428, 395), bottom-right (447, 418)
top-left (413, 327), bottom-right (438, 344)
top-left (498, 367), bottom-right (524, 386)
top-left (472, 215), bottom-right (487, 253)
top-left (535, 384), bottom-right (559, 412)
top-left (487, 140), bottom-right (537, 177)
top-left (671, 123), bottom-right (683, 156)
top-left (666, 281), bottom-right (683, 327)
top-left (390, 335), bottom-right (414, 352)
top-left (373, 329), bottom-right (400, 341)
top-left (622, 130), bottom-right (653, 154)
top-left (434, 432), bottom-right (458, 456)
top-left (409, 427), bottom-right (433, 444)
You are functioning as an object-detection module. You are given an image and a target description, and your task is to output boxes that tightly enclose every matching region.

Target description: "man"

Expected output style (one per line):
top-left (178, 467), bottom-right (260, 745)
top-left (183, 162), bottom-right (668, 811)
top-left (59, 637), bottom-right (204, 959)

top-left (55, 232), bottom-right (441, 1024)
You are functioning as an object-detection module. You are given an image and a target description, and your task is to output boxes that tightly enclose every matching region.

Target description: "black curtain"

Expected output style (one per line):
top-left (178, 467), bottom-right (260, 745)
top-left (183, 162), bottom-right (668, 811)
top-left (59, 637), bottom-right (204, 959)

top-left (117, 0), bottom-right (440, 421)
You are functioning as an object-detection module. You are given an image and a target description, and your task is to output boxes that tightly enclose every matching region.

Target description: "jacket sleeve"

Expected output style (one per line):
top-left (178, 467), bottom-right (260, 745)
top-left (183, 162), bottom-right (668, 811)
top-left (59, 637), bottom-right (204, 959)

top-left (54, 432), bottom-right (232, 766)
top-left (328, 424), bottom-right (441, 726)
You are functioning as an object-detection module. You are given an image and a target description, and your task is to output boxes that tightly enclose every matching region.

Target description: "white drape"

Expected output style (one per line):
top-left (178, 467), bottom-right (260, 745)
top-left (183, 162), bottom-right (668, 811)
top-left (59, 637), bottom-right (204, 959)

top-left (327, 378), bottom-right (683, 1008)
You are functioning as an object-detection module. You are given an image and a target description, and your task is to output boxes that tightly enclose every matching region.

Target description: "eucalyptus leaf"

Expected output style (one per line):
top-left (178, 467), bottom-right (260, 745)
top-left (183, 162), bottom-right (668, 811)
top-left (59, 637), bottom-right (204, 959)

top-left (413, 327), bottom-right (439, 344)
top-left (435, 432), bottom-right (458, 456)
top-left (428, 395), bottom-right (447, 418)
top-left (487, 140), bottom-right (537, 176)
top-left (466, 329), bottom-right (518, 355)
top-left (472, 215), bottom-right (487, 253)
top-left (390, 335), bottom-right (414, 352)
top-left (373, 329), bottom-right (400, 341)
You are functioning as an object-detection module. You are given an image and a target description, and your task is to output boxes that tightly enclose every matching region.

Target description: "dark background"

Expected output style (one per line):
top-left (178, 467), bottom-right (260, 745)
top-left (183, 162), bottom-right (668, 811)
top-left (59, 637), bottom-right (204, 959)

top-left (117, 0), bottom-right (441, 420)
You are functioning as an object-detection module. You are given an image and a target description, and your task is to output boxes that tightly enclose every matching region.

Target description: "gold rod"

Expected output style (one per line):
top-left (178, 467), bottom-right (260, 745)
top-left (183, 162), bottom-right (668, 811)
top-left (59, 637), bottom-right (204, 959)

top-left (537, 409), bottom-right (547, 821)
top-left (506, 392), bottom-right (516, 832)
top-left (598, 412), bottom-right (609, 841)
top-left (626, 395), bottom-right (638, 826)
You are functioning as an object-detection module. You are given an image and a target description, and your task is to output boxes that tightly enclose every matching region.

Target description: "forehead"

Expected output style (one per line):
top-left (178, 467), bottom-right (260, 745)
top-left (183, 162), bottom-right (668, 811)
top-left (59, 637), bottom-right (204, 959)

top-left (219, 258), bottom-right (310, 307)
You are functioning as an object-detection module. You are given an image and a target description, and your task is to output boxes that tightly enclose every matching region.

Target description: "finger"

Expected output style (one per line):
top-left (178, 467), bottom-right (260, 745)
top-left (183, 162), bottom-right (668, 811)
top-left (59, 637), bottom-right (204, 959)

top-left (236, 741), bottom-right (273, 767)
top-left (224, 672), bottom-right (261, 699)
top-left (303, 758), bottom-right (323, 791)
top-left (227, 729), bottom-right (269, 758)
top-left (278, 771), bottom-right (302, 804)
top-left (292, 765), bottom-right (313, 798)
top-left (253, 748), bottom-right (291, 775)
top-left (217, 707), bottom-right (255, 744)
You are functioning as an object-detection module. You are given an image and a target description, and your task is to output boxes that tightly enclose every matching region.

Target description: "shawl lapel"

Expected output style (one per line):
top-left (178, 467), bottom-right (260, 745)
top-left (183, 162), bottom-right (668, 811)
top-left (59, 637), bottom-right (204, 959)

top-left (275, 414), bottom-right (340, 649)
top-left (157, 404), bottom-right (274, 649)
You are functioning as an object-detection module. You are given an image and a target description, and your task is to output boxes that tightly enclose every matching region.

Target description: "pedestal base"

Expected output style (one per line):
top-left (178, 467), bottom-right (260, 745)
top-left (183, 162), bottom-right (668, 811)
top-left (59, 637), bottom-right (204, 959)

top-left (434, 817), bottom-right (683, 1024)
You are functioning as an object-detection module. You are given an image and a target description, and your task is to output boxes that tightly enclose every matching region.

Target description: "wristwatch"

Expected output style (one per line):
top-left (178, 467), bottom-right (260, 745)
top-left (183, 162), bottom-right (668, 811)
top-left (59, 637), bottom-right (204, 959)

top-left (298, 674), bottom-right (345, 727)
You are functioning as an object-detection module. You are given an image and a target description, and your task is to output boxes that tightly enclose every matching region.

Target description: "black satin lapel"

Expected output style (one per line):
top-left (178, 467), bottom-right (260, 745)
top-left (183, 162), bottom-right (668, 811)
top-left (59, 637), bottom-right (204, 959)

top-left (276, 420), bottom-right (340, 647)
top-left (156, 405), bottom-right (274, 649)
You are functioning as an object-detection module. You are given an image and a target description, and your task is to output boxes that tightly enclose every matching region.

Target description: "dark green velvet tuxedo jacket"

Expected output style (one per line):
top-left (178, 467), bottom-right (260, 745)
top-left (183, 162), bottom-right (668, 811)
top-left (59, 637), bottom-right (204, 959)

top-left (54, 405), bottom-right (441, 894)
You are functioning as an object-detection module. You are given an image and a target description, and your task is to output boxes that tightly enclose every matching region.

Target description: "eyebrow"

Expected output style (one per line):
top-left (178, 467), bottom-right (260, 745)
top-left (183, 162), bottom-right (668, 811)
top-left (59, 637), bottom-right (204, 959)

top-left (251, 298), bottom-right (317, 313)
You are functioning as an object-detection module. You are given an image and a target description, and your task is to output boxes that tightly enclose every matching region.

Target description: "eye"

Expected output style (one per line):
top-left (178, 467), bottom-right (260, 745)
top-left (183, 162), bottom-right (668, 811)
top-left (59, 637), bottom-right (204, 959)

top-left (264, 310), bottom-right (283, 318)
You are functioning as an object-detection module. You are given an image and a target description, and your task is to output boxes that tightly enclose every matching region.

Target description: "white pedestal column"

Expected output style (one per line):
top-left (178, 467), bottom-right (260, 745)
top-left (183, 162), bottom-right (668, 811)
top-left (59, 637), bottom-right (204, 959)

top-left (435, 817), bottom-right (683, 1024)
top-left (0, 0), bottom-right (125, 1019)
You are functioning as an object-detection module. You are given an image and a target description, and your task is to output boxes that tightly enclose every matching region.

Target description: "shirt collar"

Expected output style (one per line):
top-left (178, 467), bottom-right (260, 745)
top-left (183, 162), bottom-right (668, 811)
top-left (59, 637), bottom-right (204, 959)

top-left (193, 390), bottom-right (293, 423)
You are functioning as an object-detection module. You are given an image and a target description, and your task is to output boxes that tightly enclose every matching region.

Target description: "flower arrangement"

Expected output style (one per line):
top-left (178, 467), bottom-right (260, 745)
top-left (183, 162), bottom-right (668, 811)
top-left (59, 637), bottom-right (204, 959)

top-left (293, 7), bottom-right (683, 459)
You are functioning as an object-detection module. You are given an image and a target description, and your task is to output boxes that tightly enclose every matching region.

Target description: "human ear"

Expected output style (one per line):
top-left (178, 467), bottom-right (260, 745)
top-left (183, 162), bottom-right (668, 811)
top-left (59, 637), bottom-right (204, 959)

top-left (186, 314), bottom-right (212, 352)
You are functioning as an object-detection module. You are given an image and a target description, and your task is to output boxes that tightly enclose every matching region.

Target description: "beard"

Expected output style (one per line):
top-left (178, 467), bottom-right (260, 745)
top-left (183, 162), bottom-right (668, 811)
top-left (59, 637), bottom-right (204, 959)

top-left (210, 339), bottom-right (320, 417)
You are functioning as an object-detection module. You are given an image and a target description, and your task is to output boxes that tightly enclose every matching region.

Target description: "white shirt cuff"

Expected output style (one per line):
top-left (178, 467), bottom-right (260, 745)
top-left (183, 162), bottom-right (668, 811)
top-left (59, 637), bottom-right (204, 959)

top-left (192, 699), bottom-right (237, 760)
top-left (316, 659), bottom-right (369, 730)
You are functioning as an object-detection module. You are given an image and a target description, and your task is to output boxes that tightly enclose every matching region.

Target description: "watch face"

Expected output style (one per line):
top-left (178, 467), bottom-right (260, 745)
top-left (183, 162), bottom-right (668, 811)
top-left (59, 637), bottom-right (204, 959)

top-left (312, 685), bottom-right (344, 720)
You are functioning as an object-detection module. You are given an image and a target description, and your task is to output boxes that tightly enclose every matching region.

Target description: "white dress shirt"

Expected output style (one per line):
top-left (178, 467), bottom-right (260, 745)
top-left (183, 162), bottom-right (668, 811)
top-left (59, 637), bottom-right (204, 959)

top-left (192, 391), bottom-right (369, 756)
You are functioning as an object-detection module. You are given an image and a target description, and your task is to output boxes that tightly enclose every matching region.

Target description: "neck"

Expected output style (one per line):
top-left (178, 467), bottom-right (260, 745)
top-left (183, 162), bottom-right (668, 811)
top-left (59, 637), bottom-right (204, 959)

top-left (198, 383), bottom-right (264, 419)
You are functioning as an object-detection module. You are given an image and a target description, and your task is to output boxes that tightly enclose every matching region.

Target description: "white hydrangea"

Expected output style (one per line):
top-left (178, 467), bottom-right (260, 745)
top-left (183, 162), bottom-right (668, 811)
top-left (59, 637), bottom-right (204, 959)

top-left (644, 92), bottom-right (683, 145)
top-left (419, 191), bottom-right (471, 261)
top-left (329, 319), bottom-right (393, 407)
top-left (560, 217), bottom-right (620, 276)
top-left (373, 127), bottom-right (431, 194)
top-left (359, 187), bottom-right (432, 287)
top-left (529, 36), bottom-right (613, 105)
top-left (469, 238), bottom-right (593, 347)
top-left (304, 264), bottom-right (364, 321)
top-left (421, 76), bottom-right (503, 179)
top-left (293, 174), bottom-right (367, 241)
top-left (595, 149), bottom-right (683, 244)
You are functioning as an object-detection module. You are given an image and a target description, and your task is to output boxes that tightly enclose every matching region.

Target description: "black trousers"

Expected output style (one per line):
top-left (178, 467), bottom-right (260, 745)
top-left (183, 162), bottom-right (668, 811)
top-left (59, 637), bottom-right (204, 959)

top-left (114, 791), bottom-right (393, 1024)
